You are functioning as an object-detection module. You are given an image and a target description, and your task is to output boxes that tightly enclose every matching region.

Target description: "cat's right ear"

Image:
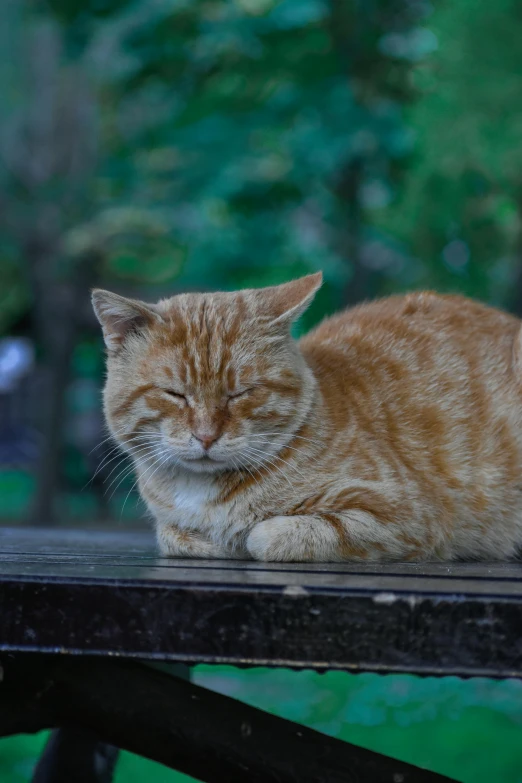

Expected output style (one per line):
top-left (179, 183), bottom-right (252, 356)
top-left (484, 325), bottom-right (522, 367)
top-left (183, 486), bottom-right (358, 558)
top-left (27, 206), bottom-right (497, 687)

top-left (91, 290), bottom-right (162, 353)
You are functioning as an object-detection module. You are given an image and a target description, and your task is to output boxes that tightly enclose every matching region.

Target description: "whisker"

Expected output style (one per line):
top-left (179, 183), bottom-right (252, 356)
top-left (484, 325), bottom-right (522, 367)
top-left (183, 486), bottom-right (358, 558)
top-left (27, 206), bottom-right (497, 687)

top-left (105, 463), bottom-right (139, 501)
top-left (88, 424), bottom-right (133, 455)
top-left (242, 447), bottom-right (295, 490)
top-left (246, 444), bottom-right (297, 469)
top-left (86, 434), bottom-right (162, 489)
top-left (245, 443), bottom-right (311, 485)
top-left (139, 450), bottom-right (179, 499)
top-left (88, 425), bottom-right (161, 457)
top-left (248, 438), bottom-right (308, 457)
top-left (119, 449), bottom-right (174, 521)
top-left (104, 445), bottom-right (163, 498)
top-left (246, 446), bottom-right (318, 481)
top-left (249, 432), bottom-right (323, 448)
top-left (82, 446), bottom-right (126, 490)
top-left (242, 453), bottom-right (290, 491)
top-left (231, 453), bottom-right (262, 490)
top-left (102, 442), bottom-right (159, 486)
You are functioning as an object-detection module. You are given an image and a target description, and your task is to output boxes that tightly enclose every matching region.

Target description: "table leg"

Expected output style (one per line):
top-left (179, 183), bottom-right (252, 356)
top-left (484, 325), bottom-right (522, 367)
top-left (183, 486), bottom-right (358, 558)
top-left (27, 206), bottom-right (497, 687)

top-left (31, 727), bottom-right (118, 783)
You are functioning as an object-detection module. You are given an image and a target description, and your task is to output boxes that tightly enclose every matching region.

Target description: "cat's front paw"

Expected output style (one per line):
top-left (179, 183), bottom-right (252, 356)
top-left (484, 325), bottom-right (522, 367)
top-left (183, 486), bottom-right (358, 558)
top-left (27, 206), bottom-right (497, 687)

top-left (157, 526), bottom-right (228, 559)
top-left (246, 515), bottom-right (338, 562)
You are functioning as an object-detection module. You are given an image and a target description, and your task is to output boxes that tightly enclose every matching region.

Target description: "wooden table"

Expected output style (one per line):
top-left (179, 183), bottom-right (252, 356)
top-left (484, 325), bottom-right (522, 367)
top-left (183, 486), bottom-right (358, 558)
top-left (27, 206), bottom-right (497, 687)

top-left (1, 526), bottom-right (520, 783)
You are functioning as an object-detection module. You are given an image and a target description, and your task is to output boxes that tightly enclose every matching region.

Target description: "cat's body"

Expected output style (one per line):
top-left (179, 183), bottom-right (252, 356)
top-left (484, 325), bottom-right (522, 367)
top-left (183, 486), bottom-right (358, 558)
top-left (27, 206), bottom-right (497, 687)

top-left (93, 275), bottom-right (522, 562)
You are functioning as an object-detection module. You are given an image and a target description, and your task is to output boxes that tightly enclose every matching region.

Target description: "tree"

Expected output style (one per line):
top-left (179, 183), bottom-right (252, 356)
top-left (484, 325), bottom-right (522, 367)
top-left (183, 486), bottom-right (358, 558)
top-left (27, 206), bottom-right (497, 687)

top-left (375, 0), bottom-right (522, 308)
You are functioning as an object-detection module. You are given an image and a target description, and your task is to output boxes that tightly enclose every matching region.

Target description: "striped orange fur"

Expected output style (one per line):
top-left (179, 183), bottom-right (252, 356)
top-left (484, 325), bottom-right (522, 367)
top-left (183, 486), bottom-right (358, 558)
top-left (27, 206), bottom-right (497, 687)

top-left (92, 275), bottom-right (522, 562)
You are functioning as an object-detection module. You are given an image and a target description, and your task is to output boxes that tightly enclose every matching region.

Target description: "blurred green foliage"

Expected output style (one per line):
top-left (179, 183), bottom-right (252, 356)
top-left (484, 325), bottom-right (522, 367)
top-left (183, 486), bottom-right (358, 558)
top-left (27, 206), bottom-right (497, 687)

top-left (376, 0), bottom-right (522, 303)
top-left (1, 0), bottom-right (521, 334)
top-left (0, 0), bottom-right (427, 338)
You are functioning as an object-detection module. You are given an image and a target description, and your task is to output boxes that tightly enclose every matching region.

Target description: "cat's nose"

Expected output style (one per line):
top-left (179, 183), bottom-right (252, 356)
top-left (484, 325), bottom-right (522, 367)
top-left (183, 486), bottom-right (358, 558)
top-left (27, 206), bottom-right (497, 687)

top-left (193, 432), bottom-right (220, 450)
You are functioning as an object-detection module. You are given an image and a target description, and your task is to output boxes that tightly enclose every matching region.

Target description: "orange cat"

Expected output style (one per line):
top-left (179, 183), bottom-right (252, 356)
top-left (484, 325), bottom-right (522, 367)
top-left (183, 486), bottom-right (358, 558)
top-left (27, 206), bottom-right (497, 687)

top-left (92, 274), bottom-right (522, 562)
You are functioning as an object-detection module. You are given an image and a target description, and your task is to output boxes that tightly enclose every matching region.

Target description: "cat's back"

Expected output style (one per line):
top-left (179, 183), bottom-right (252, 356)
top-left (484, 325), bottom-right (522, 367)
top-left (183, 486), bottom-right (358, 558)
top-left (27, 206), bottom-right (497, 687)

top-left (300, 291), bottom-right (521, 383)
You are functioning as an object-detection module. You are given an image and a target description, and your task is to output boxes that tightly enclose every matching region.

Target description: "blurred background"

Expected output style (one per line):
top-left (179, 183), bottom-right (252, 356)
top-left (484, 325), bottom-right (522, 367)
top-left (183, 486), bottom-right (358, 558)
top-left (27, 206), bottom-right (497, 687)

top-left (2, 0), bottom-right (522, 780)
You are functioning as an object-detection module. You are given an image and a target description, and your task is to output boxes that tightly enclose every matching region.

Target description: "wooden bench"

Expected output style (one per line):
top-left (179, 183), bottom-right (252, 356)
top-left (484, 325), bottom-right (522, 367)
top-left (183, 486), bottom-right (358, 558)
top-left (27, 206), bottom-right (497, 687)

top-left (0, 526), bottom-right (520, 783)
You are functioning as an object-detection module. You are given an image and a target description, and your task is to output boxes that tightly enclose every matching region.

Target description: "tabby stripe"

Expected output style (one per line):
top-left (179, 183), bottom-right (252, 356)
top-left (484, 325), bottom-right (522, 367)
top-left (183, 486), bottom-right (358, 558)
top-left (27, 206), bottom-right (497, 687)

top-left (113, 384), bottom-right (156, 418)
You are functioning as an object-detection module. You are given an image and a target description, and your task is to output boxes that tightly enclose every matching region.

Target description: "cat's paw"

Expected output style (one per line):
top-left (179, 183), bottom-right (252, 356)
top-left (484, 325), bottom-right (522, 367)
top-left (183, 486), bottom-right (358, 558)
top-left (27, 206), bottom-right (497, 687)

top-left (246, 515), bottom-right (338, 562)
top-left (157, 526), bottom-right (228, 559)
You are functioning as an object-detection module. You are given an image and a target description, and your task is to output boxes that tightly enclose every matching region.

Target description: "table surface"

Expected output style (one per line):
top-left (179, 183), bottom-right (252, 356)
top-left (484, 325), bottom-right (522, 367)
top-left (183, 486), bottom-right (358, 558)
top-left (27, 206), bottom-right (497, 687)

top-left (1, 526), bottom-right (521, 677)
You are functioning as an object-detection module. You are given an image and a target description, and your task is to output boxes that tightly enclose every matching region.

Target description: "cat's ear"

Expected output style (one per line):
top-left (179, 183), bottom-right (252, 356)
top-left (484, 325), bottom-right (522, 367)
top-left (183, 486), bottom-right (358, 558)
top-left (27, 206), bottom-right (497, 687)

top-left (91, 289), bottom-right (162, 352)
top-left (259, 272), bottom-right (322, 327)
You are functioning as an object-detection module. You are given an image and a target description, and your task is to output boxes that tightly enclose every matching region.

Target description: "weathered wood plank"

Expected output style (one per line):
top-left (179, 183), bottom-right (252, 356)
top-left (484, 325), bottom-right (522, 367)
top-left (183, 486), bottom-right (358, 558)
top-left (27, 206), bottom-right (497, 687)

top-left (1, 526), bottom-right (520, 580)
top-left (0, 527), bottom-right (521, 676)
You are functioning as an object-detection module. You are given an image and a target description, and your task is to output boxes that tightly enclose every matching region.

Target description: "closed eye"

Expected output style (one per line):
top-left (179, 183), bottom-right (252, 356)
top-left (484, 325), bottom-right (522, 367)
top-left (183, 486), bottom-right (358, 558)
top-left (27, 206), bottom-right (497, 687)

top-left (228, 388), bottom-right (254, 400)
top-left (163, 390), bottom-right (187, 403)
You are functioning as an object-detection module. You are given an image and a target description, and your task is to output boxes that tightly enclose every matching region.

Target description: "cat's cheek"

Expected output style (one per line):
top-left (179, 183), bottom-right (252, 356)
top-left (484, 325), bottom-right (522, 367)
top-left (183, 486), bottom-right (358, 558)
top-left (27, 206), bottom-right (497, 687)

top-left (246, 516), bottom-right (339, 562)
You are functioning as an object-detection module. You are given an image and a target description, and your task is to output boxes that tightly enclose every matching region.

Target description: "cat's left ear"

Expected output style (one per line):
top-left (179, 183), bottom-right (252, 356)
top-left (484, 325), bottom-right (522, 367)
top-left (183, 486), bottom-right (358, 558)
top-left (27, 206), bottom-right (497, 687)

top-left (92, 289), bottom-right (163, 352)
top-left (260, 272), bottom-right (322, 327)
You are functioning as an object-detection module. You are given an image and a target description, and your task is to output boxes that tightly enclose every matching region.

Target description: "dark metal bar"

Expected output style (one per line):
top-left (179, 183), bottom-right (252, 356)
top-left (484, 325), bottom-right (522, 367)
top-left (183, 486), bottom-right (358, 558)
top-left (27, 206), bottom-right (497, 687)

top-left (0, 654), bottom-right (458, 783)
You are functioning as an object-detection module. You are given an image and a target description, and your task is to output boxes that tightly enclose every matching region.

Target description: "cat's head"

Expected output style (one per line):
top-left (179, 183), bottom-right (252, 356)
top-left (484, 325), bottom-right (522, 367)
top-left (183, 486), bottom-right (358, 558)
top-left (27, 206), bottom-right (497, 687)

top-left (92, 274), bottom-right (321, 474)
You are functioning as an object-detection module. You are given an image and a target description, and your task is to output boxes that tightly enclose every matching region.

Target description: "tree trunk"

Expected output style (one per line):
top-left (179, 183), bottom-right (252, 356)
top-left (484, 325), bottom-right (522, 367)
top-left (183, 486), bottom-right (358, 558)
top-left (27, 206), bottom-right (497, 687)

top-left (336, 157), bottom-right (371, 306)
top-left (28, 243), bottom-right (99, 526)
top-left (509, 192), bottom-right (522, 317)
